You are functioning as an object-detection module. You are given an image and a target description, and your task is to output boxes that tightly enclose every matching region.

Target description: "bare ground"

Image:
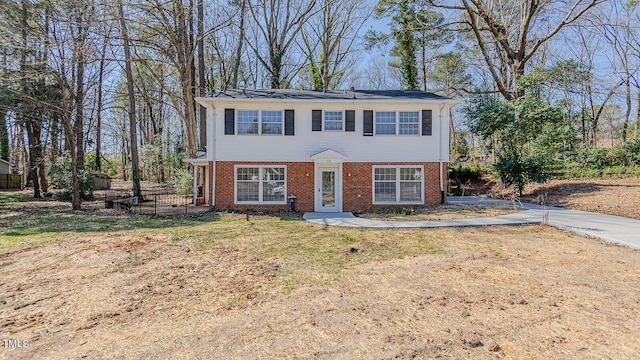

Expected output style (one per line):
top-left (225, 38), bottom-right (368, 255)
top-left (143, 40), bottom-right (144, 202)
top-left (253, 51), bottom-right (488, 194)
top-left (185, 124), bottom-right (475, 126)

top-left (1, 206), bottom-right (639, 359)
top-left (487, 176), bottom-right (640, 220)
top-left (2, 178), bottom-right (640, 359)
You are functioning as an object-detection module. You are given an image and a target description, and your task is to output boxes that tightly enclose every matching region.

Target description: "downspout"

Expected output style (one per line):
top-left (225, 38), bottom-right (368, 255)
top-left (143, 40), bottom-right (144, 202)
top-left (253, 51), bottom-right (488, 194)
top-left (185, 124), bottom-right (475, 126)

top-left (439, 103), bottom-right (445, 204)
top-left (208, 103), bottom-right (216, 209)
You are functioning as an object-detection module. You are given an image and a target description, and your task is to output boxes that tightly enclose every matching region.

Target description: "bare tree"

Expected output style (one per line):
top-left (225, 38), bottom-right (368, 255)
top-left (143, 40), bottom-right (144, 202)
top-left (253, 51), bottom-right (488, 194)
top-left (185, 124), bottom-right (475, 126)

top-left (118, 0), bottom-right (142, 198)
top-left (246, 0), bottom-right (317, 89)
top-left (592, 3), bottom-right (640, 142)
top-left (231, 0), bottom-right (248, 89)
top-left (197, 0), bottom-right (206, 148)
top-left (300, 0), bottom-right (371, 90)
top-left (429, 0), bottom-right (599, 100)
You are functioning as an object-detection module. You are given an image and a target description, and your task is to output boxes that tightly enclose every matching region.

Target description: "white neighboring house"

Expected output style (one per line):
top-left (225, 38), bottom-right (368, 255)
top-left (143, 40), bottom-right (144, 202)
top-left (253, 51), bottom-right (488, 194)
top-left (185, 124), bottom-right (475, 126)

top-left (184, 89), bottom-right (457, 213)
top-left (0, 159), bottom-right (10, 174)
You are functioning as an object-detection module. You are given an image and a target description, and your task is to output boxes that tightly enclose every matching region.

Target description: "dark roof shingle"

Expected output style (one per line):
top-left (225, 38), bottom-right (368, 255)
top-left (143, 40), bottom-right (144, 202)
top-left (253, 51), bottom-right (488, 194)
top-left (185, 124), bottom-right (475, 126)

top-left (211, 89), bottom-right (449, 101)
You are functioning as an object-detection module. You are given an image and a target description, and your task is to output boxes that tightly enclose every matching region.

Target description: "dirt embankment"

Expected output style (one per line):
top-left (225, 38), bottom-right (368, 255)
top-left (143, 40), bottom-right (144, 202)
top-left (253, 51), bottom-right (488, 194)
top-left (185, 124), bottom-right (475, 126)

top-left (477, 176), bottom-right (640, 220)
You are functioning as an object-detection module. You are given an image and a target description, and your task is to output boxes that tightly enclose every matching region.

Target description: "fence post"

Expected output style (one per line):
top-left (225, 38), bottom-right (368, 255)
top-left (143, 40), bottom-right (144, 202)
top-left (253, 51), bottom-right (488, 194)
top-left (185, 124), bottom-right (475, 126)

top-left (185, 195), bottom-right (188, 214)
top-left (154, 194), bottom-right (157, 216)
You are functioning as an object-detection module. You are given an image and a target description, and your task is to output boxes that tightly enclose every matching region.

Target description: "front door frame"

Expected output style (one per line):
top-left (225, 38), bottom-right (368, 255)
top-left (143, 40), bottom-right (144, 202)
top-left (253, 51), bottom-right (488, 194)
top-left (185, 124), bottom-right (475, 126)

top-left (314, 162), bottom-right (342, 212)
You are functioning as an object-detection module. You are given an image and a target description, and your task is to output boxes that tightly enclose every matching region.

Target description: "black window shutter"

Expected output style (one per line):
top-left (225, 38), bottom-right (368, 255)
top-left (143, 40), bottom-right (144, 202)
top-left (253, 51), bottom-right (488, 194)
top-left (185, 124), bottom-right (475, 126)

top-left (285, 109), bottom-right (295, 135)
top-left (422, 110), bottom-right (432, 136)
top-left (363, 110), bottom-right (373, 136)
top-left (224, 108), bottom-right (235, 135)
top-left (345, 110), bottom-right (355, 132)
top-left (312, 110), bottom-right (322, 131)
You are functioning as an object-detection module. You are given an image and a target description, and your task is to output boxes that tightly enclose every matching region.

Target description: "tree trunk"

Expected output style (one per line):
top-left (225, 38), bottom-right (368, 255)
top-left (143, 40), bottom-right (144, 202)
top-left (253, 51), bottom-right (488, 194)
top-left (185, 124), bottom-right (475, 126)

top-left (622, 77), bottom-right (631, 142)
top-left (95, 39), bottom-right (108, 172)
top-left (0, 111), bottom-right (8, 162)
top-left (118, 0), bottom-right (141, 198)
top-left (231, 0), bottom-right (246, 89)
top-left (26, 124), bottom-right (41, 198)
top-left (50, 112), bottom-right (60, 162)
top-left (197, 0), bottom-right (206, 149)
top-left (0, 49), bottom-right (8, 162)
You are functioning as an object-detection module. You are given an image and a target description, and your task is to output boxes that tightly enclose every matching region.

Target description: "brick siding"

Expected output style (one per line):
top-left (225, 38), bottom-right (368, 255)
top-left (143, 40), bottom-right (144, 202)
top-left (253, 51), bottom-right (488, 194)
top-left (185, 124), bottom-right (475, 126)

top-left (213, 161), bottom-right (446, 212)
top-left (342, 162), bottom-right (446, 213)
top-left (214, 161), bottom-right (314, 212)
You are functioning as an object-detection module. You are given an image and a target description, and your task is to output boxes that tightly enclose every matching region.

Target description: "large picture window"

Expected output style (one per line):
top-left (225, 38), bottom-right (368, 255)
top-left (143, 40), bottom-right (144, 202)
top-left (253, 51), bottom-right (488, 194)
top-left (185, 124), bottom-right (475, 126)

top-left (374, 111), bottom-right (420, 135)
top-left (237, 110), bottom-right (283, 135)
top-left (373, 166), bottom-right (423, 204)
top-left (235, 166), bottom-right (286, 203)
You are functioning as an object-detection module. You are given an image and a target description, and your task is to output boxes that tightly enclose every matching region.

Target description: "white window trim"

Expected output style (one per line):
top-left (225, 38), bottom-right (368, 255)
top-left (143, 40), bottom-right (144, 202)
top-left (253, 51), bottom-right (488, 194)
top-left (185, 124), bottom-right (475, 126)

top-left (373, 111), bottom-right (421, 136)
top-left (322, 110), bottom-right (345, 132)
top-left (372, 165), bottom-right (424, 205)
top-left (234, 165), bottom-right (287, 204)
top-left (236, 109), bottom-right (284, 136)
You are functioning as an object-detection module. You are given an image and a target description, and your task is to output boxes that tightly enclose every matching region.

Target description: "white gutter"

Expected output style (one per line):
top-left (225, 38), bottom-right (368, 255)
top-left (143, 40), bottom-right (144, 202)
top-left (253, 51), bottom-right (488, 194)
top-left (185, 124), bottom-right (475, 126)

top-left (439, 103), bottom-right (445, 204)
top-left (195, 97), bottom-right (460, 106)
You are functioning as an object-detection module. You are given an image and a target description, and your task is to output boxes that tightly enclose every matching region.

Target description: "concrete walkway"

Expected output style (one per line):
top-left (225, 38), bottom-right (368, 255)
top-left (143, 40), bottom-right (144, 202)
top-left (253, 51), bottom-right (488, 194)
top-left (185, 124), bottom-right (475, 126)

top-left (303, 196), bottom-right (640, 249)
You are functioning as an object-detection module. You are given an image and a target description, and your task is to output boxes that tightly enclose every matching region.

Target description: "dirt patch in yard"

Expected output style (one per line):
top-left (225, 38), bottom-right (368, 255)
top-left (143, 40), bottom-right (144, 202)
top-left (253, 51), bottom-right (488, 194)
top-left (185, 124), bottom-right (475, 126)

top-left (357, 204), bottom-right (522, 221)
top-left (1, 208), bottom-right (639, 359)
top-left (487, 176), bottom-right (640, 220)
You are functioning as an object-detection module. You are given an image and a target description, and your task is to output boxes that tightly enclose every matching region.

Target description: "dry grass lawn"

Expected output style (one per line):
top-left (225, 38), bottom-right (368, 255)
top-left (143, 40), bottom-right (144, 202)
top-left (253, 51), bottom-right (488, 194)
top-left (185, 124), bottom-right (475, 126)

top-left (1, 192), bottom-right (639, 359)
top-left (357, 204), bottom-right (522, 221)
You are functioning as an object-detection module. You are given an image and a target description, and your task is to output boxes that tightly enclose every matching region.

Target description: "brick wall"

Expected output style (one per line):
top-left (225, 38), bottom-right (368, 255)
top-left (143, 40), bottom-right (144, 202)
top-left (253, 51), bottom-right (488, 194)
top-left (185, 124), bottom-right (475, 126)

top-left (214, 161), bottom-right (314, 212)
top-left (342, 162), bottom-right (446, 212)
top-left (213, 161), bottom-right (446, 212)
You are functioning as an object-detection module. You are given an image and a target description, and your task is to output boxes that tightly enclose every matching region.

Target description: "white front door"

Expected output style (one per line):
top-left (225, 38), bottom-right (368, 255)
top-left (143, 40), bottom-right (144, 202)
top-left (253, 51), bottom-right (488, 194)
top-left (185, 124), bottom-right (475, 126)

top-left (315, 165), bottom-right (341, 212)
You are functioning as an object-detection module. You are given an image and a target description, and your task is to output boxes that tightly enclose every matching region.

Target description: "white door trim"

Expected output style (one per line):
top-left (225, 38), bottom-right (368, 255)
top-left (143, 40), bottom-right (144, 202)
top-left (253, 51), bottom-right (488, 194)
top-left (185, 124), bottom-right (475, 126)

top-left (314, 163), bottom-right (342, 212)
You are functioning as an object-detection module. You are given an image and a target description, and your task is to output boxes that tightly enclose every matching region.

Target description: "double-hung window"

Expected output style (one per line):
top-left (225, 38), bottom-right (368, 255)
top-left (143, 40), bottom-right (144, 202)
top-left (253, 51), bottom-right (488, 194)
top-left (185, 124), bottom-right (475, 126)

top-left (374, 111), bottom-right (420, 135)
top-left (324, 111), bottom-right (343, 131)
top-left (235, 166), bottom-right (286, 204)
top-left (375, 111), bottom-right (396, 135)
top-left (237, 110), bottom-right (283, 135)
top-left (399, 112), bottom-right (419, 135)
top-left (373, 166), bottom-right (423, 204)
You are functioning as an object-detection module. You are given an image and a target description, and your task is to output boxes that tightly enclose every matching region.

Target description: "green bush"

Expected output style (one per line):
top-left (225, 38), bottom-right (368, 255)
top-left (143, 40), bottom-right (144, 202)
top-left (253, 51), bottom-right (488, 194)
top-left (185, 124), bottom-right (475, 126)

top-left (85, 151), bottom-right (97, 172)
top-left (394, 207), bottom-right (415, 215)
top-left (493, 147), bottom-right (551, 196)
top-left (49, 151), bottom-right (95, 200)
top-left (172, 168), bottom-right (193, 195)
top-left (449, 162), bottom-right (483, 185)
top-left (577, 146), bottom-right (628, 169)
top-left (624, 137), bottom-right (640, 165)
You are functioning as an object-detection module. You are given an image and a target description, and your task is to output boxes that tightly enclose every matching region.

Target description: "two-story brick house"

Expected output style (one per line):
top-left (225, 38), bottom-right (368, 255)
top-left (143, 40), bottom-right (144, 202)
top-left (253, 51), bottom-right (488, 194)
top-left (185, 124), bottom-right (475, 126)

top-left (185, 89), bottom-right (456, 213)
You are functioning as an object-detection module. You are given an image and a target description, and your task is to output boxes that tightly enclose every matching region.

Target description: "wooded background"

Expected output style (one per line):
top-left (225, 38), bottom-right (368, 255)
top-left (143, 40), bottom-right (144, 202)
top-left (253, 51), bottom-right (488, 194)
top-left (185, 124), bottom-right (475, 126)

top-left (0, 0), bottom-right (639, 207)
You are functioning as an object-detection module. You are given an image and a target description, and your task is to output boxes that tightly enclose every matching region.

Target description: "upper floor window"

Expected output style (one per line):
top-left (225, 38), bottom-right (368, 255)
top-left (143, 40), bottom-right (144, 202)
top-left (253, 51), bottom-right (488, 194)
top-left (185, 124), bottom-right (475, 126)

top-left (399, 112), bottom-right (419, 135)
top-left (374, 111), bottom-right (420, 135)
top-left (324, 111), bottom-right (343, 131)
top-left (237, 110), bottom-right (283, 135)
top-left (375, 111), bottom-right (396, 135)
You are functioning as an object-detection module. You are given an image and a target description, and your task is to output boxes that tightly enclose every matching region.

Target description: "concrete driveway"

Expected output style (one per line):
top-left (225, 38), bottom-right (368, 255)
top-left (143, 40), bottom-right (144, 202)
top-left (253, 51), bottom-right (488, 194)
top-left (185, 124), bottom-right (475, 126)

top-left (303, 196), bottom-right (640, 250)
